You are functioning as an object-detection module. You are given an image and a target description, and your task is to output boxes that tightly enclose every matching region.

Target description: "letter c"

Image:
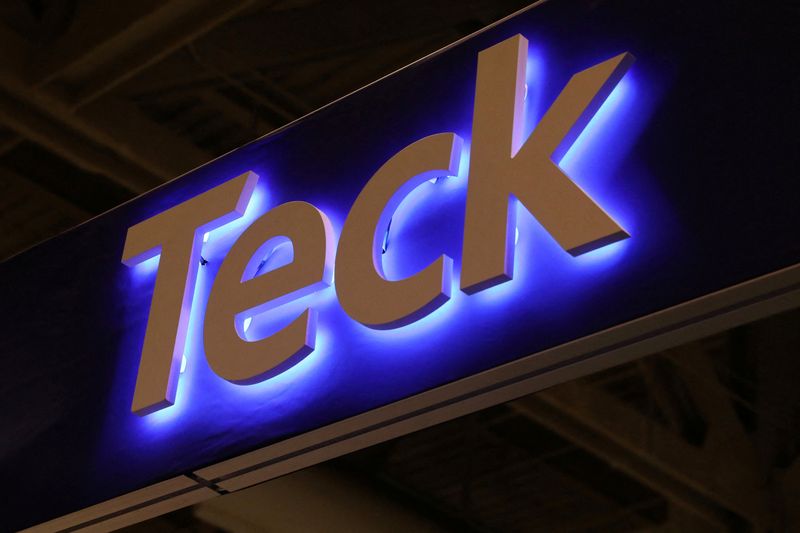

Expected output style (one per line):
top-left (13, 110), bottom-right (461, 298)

top-left (336, 133), bottom-right (462, 329)
top-left (204, 201), bottom-right (333, 384)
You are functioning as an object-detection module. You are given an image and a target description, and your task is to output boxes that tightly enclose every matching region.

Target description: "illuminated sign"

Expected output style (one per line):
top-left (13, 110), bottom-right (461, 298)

top-left (122, 35), bottom-right (632, 416)
top-left (7, 2), bottom-right (797, 529)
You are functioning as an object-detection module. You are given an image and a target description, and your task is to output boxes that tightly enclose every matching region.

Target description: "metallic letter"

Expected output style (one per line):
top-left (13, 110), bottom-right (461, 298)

top-left (122, 171), bottom-right (258, 414)
top-left (204, 201), bottom-right (333, 384)
top-left (461, 35), bottom-right (633, 293)
top-left (336, 133), bottom-right (462, 329)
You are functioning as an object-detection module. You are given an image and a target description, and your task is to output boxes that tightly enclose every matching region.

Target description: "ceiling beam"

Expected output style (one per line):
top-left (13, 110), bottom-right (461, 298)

top-left (0, 132), bottom-right (22, 157)
top-left (646, 504), bottom-right (723, 533)
top-left (0, 167), bottom-right (88, 219)
top-left (121, 34), bottom-right (443, 98)
top-left (193, 464), bottom-right (454, 533)
top-left (117, 0), bottom-right (478, 100)
top-left (188, 41), bottom-right (312, 118)
top-left (78, 95), bottom-right (211, 179)
top-left (663, 347), bottom-right (760, 479)
top-left (0, 168), bottom-right (89, 261)
top-left (27, 0), bottom-right (165, 86)
top-left (556, 498), bottom-right (663, 532)
top-left (0, 9), bottom-right (229, 190)
top-left (32, 0), bottom-right (254, 107)
top-left (475, 423), bottom-right (656, 531)
top-left (510, 382), bottom-right (754, 530)
top-left (199, 89), bottom-right (276, 134)
top-left (636, 358), bottom-right (692, 435)
top-left (335, 459), bottom-right (494, 533)
top-left (187, 44), bottom-right (299, 124)
top-left (0, 86), bottom-right (159, 192)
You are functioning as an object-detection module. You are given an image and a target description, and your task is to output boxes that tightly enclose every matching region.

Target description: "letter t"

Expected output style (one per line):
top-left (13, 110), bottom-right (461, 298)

top-left (461, 35), bottom-right (633, 294)
top-left (121, 172), bottom-right (258, 415)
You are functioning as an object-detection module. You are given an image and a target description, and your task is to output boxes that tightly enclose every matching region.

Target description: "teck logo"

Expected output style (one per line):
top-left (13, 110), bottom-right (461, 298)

top-left (122, 35), bottom-right (633, 415)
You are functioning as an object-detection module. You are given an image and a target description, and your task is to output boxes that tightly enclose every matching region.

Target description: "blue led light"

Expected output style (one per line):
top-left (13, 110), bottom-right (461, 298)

top-left (559, 74), bottom-right (637, 171)
top-left (524, 46), bottom-right (548, 131)
top-left (138, 256), bottom-right (214, 428)
top-left (557, 71), bottom-right (645, 244)
top-left (131, 254), bottom-right (160, 278)
top-left (108, 33), bottom-right (662, 472)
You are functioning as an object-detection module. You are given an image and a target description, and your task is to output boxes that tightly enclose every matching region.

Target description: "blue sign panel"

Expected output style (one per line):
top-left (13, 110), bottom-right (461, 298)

top-left (2, 0), bottom-right (798, 530)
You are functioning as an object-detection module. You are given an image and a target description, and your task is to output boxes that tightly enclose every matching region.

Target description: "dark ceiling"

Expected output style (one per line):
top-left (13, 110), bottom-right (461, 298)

top-left (0, 0), bottom-right (530, 261)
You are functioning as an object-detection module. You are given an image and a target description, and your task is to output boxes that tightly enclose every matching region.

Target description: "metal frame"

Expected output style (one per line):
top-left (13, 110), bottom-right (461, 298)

top-left (24, 262), bottom-right (800, 532)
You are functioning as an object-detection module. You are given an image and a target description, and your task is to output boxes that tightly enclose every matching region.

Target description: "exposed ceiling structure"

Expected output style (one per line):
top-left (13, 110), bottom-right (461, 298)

top-left (0, 0), bottom-right (530, 261)
top-left (1, 1), bottom-right (799, 532)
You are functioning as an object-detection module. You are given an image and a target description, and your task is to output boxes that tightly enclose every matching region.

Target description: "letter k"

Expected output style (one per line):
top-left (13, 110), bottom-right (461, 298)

top-left (461, 34), bottom-right (634, 294)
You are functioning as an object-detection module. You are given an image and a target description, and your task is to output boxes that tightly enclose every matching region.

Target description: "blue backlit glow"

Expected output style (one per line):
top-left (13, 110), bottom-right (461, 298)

top-left (131, 253), bottom-right (160, 278)
top-left (559, 73), bottom-right (637, 171)
top-left (111, 31), bottom-right (661, 465)
top-left (524, 46), bottom-right (548, 131)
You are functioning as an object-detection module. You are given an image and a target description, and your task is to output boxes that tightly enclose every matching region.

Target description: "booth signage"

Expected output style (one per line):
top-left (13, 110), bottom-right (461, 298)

top-left (3, 1), bottom-right (799, 530)
top-left (124, 35), bottom-right (632, 416)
